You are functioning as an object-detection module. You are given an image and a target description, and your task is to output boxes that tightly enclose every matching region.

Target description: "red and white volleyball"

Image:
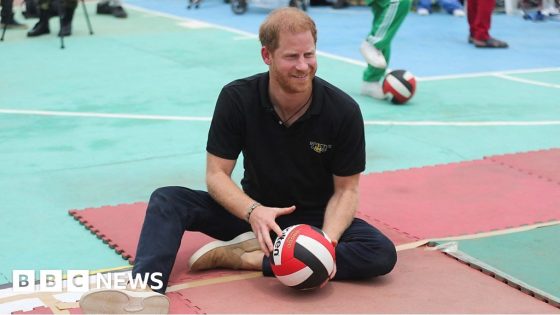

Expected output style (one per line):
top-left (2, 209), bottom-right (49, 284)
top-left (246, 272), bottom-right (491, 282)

top-left (382, 69), bottom-right (417, 104)
top-left (269, 224), bottom-right (336, 290)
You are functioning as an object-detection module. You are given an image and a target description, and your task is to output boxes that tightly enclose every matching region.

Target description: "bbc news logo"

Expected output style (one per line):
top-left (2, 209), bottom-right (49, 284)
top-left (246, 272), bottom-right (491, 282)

top-left (12, 270), bottom-right (163, 293)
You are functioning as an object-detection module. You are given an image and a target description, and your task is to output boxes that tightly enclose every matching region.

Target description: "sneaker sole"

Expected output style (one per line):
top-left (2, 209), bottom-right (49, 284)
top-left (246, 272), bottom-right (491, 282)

top-left (80, 289), bottom-right (169, 314)
top-left (188, 231), bottom-right (259, 270)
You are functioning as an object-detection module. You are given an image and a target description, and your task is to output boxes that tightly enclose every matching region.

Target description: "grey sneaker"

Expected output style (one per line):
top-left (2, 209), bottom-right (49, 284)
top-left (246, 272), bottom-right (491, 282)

top-left (111, 6), bottom-right (127, 18)
top-left (79, 288), bottom-right (169, 314)
top-left (472, 37), bottom-right (509, 48)
top-left (188, 232), bottom-right (260, 271)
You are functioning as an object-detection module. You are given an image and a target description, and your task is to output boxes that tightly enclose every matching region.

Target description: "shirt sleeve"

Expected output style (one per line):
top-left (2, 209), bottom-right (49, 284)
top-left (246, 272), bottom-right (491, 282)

top-left (331, 105), bottom-right (366, 176)
top-left (206, 87), bottom-right (245, 160)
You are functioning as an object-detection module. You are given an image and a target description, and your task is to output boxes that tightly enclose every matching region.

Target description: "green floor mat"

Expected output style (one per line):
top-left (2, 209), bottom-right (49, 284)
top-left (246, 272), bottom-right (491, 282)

top-left (436, 224), bottom-right (560, 307)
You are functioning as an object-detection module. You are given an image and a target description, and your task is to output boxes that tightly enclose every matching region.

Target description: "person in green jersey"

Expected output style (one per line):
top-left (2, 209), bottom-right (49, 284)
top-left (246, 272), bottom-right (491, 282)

top-left (360, 0), bottom-right (412, 100)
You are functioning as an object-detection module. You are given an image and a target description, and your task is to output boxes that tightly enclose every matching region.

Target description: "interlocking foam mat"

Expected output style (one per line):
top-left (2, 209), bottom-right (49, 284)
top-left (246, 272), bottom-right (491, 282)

top-left (68, 202), bottom-right (416, 285)
top-left (68, 203), bottom-right (252, 285)
top-left (12, 306), bottom-right (54, 314)
top-left (436, 224), bottom-right (560, 307)
top-left (173, 249), bottom-right (559, 314)
top-left (7, 249), bottom-right (557, 314)
top-left (72, 149), bottom-right (560, 273)
top-left (167, 291), bottom-right (203, 314)
top-left (3, 289), bottom-right (203, 314)
top-left (487, 148), bottom-right (560, 185)
top-left (64, 148), bottom-right (560, 312)
top-left (359, 149), bottom-right (560, 240)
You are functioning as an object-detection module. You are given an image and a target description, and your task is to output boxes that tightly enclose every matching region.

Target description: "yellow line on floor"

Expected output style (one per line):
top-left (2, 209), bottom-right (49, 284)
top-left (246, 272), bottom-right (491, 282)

top-left (395, 220), bottom-right (560, 252)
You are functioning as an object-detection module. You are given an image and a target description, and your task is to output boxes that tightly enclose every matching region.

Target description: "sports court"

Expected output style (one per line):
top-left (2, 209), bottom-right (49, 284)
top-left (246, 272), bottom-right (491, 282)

top-left (1, 0), bottom-right (560, 312)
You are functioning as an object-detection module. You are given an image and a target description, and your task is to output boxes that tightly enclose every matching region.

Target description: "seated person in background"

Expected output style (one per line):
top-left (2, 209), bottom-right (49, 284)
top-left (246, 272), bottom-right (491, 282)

top-left (97, 0), bottom-right (127, 18)
top-left (417, 0), bottom-right (465, 16)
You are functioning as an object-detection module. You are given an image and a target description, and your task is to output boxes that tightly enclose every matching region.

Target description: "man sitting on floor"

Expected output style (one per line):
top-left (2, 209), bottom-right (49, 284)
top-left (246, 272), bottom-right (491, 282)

top-left (79, 7), bottom-right (397, 314)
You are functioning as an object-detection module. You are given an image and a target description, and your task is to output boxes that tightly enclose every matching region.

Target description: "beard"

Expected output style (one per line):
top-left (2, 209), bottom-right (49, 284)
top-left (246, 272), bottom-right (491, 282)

top-left (270, 63), bottom-right (316, 94)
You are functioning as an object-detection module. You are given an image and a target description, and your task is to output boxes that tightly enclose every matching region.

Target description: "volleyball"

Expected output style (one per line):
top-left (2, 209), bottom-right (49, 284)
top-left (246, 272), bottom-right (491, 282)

top-left (382, 70), bottom-right (417, 104)
top-left (270, 224), bottom-right (336, 290)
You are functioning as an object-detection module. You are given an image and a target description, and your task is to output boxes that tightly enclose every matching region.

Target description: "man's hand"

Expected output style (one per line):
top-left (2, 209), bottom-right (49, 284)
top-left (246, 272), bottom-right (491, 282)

top-left (324, 234), bottom-right (338, 280)
top-left (329, 263), bottom-right (337, 280)
top-left (248, 205), bottom-right (296, 255)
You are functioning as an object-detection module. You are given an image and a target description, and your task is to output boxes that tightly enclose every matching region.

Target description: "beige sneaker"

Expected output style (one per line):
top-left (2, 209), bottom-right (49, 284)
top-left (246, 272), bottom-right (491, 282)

top-left (189, 232), bottom-right (260, 271)
top-left (79, 288), bottom-right (169, 314)
top-left (360, 41), bottom-right (387, 69)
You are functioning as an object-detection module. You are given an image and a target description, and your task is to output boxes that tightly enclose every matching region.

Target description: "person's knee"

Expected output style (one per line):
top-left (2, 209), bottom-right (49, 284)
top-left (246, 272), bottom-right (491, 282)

top-left (337, 241), bottom-right (397, 279)
top-left (150, 186), bottom-right (174, 202)
top-left (147, 186), bottom-right (185, 216)
top-left (362, 248), bottom-right (397, 278)
top-left (374, 244), bottom-right (397, 276)
top-left (359, 242), bottom-right (397, 278)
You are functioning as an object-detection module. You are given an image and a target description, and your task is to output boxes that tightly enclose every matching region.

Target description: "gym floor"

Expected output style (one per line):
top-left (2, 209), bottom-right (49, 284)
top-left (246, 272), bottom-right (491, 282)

top-left (0, 0), bottom-right (559, 312)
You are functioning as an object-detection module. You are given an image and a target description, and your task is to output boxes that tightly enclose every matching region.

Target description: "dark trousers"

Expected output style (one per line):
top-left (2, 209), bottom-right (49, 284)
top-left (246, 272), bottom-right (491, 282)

top-left (38, 0), bottom-right (77, 11)
top-left (467, 0), bottom-right (496, 41)
top-left (132, 186), bottom-right (398, 293)
top-left (1, 0), bottom-right (14, 21)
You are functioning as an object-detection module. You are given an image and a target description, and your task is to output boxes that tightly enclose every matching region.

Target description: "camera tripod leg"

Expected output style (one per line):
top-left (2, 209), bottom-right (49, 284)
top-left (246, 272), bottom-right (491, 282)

top-left (1, 23), bottom-right (7, 41)
top-left (81, 0), bottom-right (94, 35)
top-left (58, 4), bottom-right (65, 49)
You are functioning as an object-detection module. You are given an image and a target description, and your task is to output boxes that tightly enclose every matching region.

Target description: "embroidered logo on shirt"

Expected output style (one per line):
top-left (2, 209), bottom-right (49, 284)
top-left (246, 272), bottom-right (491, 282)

top-left (309, 141), bottom-right (332, 154)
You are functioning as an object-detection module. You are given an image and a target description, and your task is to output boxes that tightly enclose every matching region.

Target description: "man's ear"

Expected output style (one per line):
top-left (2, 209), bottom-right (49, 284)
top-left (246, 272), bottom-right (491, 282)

top-left (261, 46), bottom-right (272, 65)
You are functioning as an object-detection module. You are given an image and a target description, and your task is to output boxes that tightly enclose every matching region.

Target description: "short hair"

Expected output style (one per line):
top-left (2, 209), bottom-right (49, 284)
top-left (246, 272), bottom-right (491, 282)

top-left (259, 8), bottom-right (317, 52)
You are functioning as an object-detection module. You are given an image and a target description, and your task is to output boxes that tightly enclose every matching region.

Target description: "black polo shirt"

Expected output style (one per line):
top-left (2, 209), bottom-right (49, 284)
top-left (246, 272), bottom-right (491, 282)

top-left (207, 72), bottom-right (365, 214)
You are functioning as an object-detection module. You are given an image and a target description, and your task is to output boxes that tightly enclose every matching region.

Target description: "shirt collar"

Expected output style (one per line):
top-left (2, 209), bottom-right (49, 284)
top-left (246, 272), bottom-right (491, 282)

top-left (259, 72), bottom-right (324, 116)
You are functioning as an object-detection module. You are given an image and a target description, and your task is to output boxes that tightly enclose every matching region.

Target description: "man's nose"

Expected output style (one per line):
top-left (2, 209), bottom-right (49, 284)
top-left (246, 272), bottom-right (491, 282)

top-left (295, 56), bottom-right (309, 71)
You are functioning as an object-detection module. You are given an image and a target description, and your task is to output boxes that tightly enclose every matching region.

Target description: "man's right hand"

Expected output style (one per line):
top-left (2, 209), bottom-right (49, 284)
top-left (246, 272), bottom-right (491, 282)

top-left (248, 205), bottom-right (296, 256)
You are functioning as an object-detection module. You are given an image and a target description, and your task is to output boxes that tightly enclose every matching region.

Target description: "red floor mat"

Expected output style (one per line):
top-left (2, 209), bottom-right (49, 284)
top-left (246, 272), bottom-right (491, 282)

top-left (68, 149), bottom-right (560, 287)
top-left (357, 210), bottom-right (420, 244)
top-left (486, 148), bottom-right (560, 185)
top-left (167, 291), bottom-right (203, 314)
top-left (359, 151), bottom-right (560, 240)
top-left (174, 249), bottom-right (559, 313)
top-left (68, 203), bottom-right (415, 284)
top-left (69, 203), bottom-right (247, 285)
top-left (8, 294), bottom-right (201, 314)
top-left (11, 306), bottom-right (53, 314)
